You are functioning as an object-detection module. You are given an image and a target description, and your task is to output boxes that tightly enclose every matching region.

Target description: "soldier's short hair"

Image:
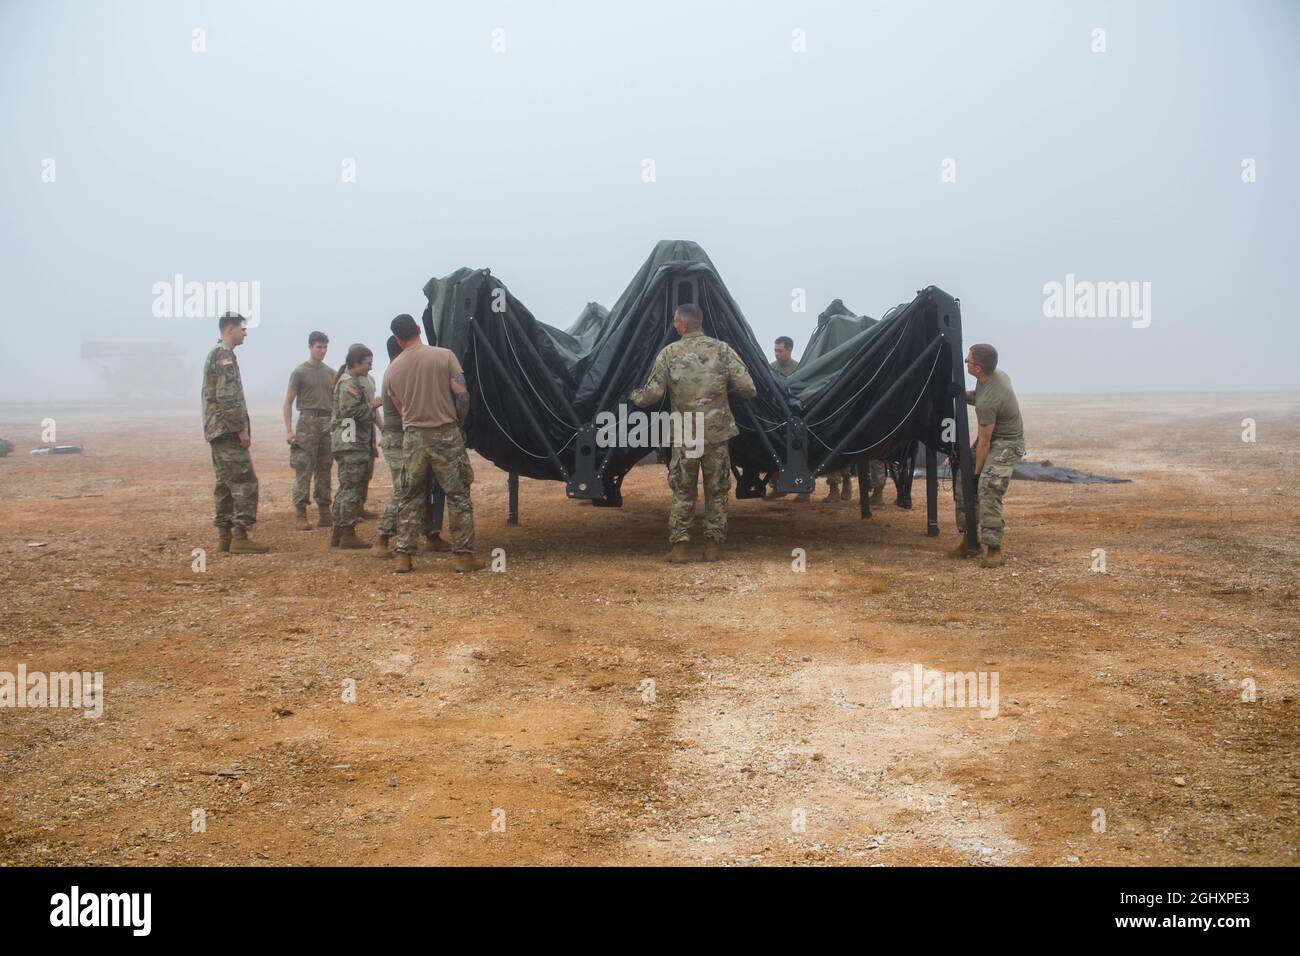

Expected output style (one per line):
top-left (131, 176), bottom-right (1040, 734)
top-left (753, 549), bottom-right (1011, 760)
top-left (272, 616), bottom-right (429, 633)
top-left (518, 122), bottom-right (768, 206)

top-left (775, 336), bottom-right (793, 350)
top-left (675, 303), bottom-right (703, 330)
top-left (968, 343), bottom-right (998, 373)
top-left (308, 331), bottom-right (329, 346)
top-left (218, 312), bottom-right (245, 332)
top-left (390, 314), bottom-right (420, 341)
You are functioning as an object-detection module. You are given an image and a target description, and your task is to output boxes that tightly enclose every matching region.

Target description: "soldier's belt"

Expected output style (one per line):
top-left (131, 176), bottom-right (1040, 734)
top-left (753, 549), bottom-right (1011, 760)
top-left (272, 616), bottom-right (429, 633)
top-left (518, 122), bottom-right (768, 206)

top-left (299, 408), bottom-right (331, 417)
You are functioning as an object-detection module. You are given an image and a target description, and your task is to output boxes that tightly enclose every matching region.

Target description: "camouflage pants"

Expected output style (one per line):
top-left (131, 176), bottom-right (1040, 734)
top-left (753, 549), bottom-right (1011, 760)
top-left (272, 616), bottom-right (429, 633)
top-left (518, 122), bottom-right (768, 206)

top-left (669, 442), bottom-right (731, 544)
top-left (953, 440), bottom-right (1026, 547)
top-left (209, 434), bottom-right (259, 529)
top-left (867, 459), bottom-right (888, 492)
top-left (826, 465), bottom-right (852, 493)
top-left (332, 449), bottom-right (370, 529)
top-left (290, 413), bottom-right (332, 508)
top-left (360, 449), bottom-right (374, 505)
top-left (379, 444), bottom-right (438, 538)
top-left (396, 425), bottom-right (475, 554)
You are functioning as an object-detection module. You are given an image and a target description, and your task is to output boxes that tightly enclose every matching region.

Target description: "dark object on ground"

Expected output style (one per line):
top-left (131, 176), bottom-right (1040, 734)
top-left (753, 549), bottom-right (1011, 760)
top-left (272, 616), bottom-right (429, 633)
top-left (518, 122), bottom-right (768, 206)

top-left (0, 438), bottom-right (13, 457)
top-left (30, 445), bottom-right (84, 456)
top-left (931, 458), bottom-right (1130, 484)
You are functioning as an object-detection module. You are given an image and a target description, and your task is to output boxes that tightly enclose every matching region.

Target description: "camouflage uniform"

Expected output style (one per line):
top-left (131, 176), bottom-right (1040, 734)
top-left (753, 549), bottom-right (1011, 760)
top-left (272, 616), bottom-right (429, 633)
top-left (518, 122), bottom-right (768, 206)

top-left (396, 424), bottom-right (474, 554)
top-left (953, 439), bottom-right (1025, 546)
top-left (826, 464), bottom-right (853, 495)
top-left (201, 341), bottom-right (258, 529)
top-left (359, 373), bottom-right (378, 507)
top-left (868, 459), bottom-right (888, 494)
top-left (330, 371), bottom-right (375, 529)
top-left (287, 358), bottom-right (335, 510)
top-left (632, 330), bottom-right (757, 543)
top-left (378, 386), bottom-right (436, 539)
top-left (290, 414), bottom-right (333, 508)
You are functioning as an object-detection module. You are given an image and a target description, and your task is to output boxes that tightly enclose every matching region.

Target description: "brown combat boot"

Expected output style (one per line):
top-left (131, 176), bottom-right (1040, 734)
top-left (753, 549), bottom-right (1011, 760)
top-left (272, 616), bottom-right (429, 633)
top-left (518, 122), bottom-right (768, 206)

top-left (980, 545), bottom-right (1005, 568)
top-left (951, 538), bottom-right (977, 559)
top-left (452, 552), bottom-right (487, 573)
top-left (794, 493), bottom-right (810, 503)
top-left (317, 505), bottom-right (333, 528)
top-left (336, 526), bottom-right (368, 550)
top-left (218, 528), bottom-right (232, 553)
top-left (841, 482), bottom-right (854, 501)
top-left (422, 532), bottom-right (452, 553)
top-left (371, 533), bottom-right (392, 558)
top-left (665, 542), bottom-right (692, 563)
top-left (821, 487), bottom-right (839, 503)
top-left (295, 506), bottom-right (312, 531)
top-left (329, 526), bottom-right (342, 548)
top-left (229, 526), bottom-right (270, 554)
top-left (869, 486), bottom-right (885, 505)
top-left (393, 552), bottom-right (413, 574)
top-left (703, 540), bottom-right (721, 562)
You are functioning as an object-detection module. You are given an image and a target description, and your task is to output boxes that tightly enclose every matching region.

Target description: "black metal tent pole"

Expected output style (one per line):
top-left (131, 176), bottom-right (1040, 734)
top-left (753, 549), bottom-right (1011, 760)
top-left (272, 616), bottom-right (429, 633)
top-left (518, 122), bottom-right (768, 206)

top-left (950, 386), bottom-right (980, 557)
top-left (469, 320), bottom-right (572, 483)
top-left (925, 442), bottom-right (940, 536)
top-left (507, 472), bottom-right (519, 525)
top-left (812, 336), bottom-right (943, 479)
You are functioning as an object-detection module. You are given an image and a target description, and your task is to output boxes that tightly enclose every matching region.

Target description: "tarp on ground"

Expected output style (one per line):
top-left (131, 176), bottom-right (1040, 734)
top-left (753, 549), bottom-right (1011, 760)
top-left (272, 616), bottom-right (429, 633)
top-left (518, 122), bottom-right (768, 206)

top-left (419, 240), bottom-right (965, 500)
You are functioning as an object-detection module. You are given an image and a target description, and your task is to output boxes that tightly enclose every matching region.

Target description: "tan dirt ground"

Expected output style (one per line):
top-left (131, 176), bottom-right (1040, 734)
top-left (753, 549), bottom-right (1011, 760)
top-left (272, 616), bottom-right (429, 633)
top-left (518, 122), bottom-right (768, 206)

top-left (0, 393), bottom-right (1296, 866)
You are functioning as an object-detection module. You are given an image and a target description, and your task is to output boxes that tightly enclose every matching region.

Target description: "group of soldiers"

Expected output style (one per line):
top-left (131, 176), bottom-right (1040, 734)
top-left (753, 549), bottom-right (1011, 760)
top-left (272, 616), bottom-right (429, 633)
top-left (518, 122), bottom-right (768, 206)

top-left (200, 312), bottom-right (484, 572)
top-left (200, 304), bottom-right (1024, 571)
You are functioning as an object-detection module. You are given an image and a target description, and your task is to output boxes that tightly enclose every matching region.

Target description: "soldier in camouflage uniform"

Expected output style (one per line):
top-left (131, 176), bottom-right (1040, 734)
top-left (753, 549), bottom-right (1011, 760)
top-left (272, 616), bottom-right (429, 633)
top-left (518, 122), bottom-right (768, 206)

top-left (951, 344), bottom-right (1026, 568)
top-left (373, 336), bottom-right (447, 558)
top-left (283, 331), bottom-right (335, 529)
top-left (201, 313), bottom-right (268, 554)
top-left (767, 336), bottom-right (810, 503)
top-left (385, 313), bottom-right (485, 574)
top-left (328, 344), bottom-right (376, 549)
top-left (631, 303), bottom-right (757, 562)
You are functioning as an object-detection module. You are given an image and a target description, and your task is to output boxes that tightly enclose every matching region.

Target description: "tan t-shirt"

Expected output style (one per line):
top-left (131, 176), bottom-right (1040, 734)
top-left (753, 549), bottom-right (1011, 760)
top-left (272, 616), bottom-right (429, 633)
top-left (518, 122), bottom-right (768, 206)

top-left (972, 369), bottom-right (1024, 445)
top-left (384, 344), bottom-right (463, 429)
top-left (289, 361), bottom-right (336, 413)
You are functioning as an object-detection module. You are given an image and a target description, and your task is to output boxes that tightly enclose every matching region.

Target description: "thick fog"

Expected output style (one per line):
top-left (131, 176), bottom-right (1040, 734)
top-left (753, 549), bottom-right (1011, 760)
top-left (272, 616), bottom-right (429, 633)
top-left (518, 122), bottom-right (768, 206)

top-left (2, 0), bottom-right (1297, 404)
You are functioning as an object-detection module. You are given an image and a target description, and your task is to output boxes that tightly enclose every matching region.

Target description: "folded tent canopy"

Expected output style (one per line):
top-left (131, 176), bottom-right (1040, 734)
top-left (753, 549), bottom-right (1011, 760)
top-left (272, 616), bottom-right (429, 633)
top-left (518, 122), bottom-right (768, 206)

top-left (416, 240), bottom-right (982, 552)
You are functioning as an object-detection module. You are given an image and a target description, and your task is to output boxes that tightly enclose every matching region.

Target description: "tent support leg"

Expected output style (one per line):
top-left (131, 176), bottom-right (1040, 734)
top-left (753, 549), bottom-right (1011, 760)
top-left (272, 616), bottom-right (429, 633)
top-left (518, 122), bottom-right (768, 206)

top-left (507, 472), bottom-right (519, 525)
top-left (859, 457), bottom-right (872, 519)
top-left (925, 444), bottom-right (939, 536)
top-left (953, 394), bottom-right (980, 555)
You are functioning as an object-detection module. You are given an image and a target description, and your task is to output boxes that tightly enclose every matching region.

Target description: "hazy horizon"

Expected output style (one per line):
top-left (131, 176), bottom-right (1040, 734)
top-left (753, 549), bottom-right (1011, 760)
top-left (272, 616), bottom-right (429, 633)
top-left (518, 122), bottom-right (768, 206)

top-left (3, 0), bottom-right (1297, 406)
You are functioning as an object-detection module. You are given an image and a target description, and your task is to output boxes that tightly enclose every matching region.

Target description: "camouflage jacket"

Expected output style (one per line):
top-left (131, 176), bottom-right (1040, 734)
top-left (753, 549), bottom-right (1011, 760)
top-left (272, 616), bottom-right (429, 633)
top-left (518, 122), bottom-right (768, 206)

top-left (201, 341), bottom-right (250, 442)
top-left (331, 370), bottom-right (375, 453)
top-left (631, 331), bottom-right (757, 443)
top-left (770, 359), bottom-right (799, 378)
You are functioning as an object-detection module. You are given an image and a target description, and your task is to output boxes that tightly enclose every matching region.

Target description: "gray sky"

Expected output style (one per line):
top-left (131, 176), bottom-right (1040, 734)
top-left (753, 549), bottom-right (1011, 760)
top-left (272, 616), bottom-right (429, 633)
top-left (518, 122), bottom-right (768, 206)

top-left (3, 0), bottom-right (1297, 402)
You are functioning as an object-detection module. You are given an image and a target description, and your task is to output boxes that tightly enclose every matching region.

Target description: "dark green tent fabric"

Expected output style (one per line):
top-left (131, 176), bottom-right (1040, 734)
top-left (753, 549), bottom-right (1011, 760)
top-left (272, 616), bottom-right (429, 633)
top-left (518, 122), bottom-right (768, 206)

top-left (418, 241), bottom-right (964, 500)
